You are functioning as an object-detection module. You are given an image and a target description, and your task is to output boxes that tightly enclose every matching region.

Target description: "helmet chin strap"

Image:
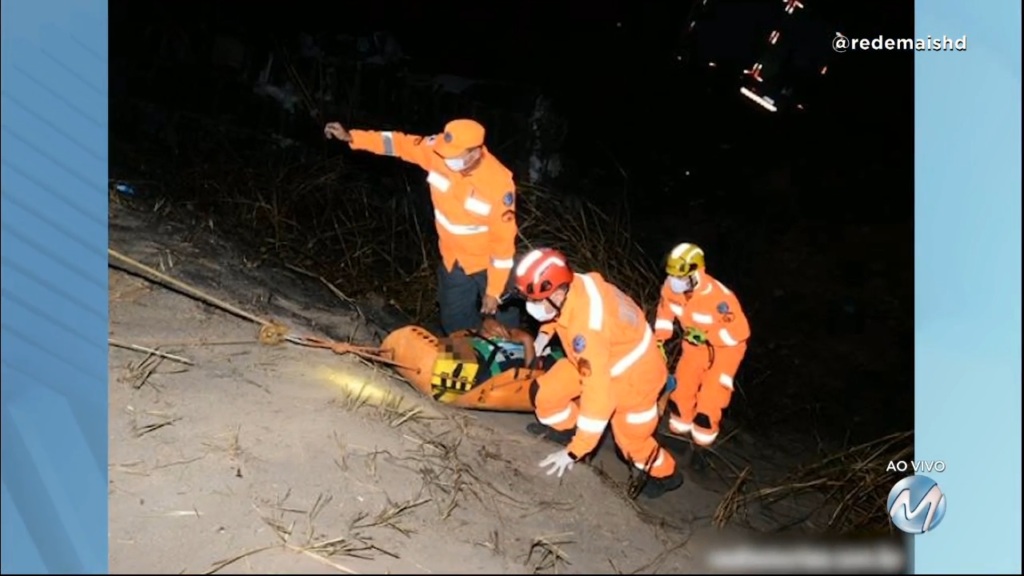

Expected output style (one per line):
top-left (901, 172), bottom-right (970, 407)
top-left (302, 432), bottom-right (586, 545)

top-left (682, 272), bottom-right (702, 297)
top-left (689, 270), bottom-right (702, 289)
top-left (544, 284), bottom-right (569, 318)
top-left (544, 297), bottom-right (563, 318)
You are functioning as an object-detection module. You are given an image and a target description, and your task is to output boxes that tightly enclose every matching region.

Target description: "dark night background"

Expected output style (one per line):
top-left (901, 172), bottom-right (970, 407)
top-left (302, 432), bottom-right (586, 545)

top-left (109, 0), bottom-right (914, 465)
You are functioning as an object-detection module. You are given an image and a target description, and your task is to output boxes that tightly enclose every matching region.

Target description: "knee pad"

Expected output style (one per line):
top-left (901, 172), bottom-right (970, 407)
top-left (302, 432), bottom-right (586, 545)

top-left (529, 379), bottom-right (540, 408)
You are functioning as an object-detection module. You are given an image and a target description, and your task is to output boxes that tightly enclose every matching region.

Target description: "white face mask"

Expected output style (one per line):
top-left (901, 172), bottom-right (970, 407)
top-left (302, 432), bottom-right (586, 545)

top-left (444, 157), bottom-right (467, 171)
top-left (526, 300), bottom-right (557, 322)
top-left (669, 276), bottom-right (693, 294)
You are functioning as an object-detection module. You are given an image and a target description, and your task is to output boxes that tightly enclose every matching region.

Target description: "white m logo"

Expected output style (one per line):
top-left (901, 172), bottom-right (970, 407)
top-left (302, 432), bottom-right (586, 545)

top-left (889, 484), bottom-right (945, 532)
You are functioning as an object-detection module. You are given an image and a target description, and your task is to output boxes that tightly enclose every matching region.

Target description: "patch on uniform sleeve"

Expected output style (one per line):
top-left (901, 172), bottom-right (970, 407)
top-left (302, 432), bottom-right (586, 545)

top-left (501, 209), bottom-right (515, 223)
top-left (502, 191), bottom-right (515, 207)
top-left (577, 357), bottom-right (592, 378)
top-left (572, 334), bottom-right (587, 354)
top-left (720, 301), bottom-right (737, 323)
top-left (716, 301), bottom-right (734, 323)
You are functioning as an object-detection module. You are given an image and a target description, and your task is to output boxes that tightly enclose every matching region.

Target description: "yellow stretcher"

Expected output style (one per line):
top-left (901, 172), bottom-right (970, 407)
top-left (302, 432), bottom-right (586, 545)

top-left (381, 325), bottom-right (542, 411)
top-left (381, 325), bottom-right (674, 416)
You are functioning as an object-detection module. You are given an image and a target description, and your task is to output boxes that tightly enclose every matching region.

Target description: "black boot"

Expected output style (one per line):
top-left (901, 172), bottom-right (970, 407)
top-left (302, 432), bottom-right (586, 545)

top-left (526, 422), bottom-right (574, 446)
top-left (640, 469), bottom-right (685, 499)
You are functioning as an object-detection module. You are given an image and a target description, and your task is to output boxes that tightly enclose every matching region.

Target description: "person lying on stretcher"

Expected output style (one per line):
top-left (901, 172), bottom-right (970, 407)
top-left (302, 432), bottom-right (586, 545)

top-left (437, 317), bottom-right (566, 390)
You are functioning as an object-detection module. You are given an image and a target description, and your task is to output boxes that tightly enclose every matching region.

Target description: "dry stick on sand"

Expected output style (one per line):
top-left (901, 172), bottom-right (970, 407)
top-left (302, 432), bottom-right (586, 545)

top-left (119, 352), bottom-right (164, 390)
top-left (714, 466), bottom-right (752, 529)
top-left (350, 497), bottom-right (431, 538)
top-left (203, 545), bottom-right (281, 575)
top-left (206, 495), bottom-right (368, 575)
top-left (525, 532), bottom-right (574, 574)
top-left (133, 415), bottom-right (182, 439)
top-left (400, 423), bottom-right (547, 522)
top-left (109, 338), bottom-right (194, 365)
top-left (117, 352), bottom-right (188, 391)
top-left (124, 338), bottom-right (263, 349)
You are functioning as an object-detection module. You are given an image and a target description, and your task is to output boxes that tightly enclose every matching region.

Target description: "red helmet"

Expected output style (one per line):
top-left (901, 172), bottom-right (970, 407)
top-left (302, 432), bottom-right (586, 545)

top-left (514, 248), bottom-right (574, 300)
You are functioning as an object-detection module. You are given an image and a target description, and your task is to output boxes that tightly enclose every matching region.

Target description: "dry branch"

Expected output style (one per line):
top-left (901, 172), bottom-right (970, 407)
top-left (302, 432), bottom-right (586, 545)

top-left (109, 338), bottom-right (195, 365)
top-left (112, 152), bottom-right (662, 326)
top-left (112, 123), bottom-right (906, 540)
top-left (715, 431), bottom-right (913, 534)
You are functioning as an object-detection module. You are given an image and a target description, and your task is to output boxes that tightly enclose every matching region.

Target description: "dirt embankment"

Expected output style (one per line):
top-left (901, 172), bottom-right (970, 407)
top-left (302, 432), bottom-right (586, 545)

top-left (108, 204), bottom-right (727, 574)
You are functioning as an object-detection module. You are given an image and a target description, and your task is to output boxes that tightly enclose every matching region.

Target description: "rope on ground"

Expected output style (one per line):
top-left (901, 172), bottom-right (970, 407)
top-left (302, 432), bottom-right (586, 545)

top-left (107, 248), bottom-right (417, 371)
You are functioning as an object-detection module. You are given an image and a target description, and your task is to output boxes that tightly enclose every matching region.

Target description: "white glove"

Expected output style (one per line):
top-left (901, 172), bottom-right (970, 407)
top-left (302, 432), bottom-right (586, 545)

top-left (539, 448), bottom-right (575, 478)
top-left (534, 332), bottom-right (552, 357)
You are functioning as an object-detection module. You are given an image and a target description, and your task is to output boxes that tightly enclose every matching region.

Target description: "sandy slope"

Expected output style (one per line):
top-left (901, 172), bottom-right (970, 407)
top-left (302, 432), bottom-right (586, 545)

top-left (107, 204), bottom-right (736, 574)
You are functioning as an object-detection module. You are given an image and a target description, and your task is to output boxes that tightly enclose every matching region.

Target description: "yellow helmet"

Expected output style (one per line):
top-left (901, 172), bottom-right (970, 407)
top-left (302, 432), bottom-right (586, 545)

top-left (665, 242), bottom-right (706, 277)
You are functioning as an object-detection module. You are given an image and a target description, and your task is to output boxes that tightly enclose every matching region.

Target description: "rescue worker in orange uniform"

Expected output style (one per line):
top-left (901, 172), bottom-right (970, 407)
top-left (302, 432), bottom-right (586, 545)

top-left (653, 242), bottom-right (750, 449)
top-left (513, 248), bottom-right (684, 498)
top-left (324, 119), bottom-right (520, 335)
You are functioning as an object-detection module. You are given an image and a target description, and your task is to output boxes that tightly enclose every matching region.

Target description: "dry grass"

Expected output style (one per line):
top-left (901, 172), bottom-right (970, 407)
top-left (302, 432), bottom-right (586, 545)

top-left (116, 349), bottom-right (191, 391)
top-left (112, 139), bottom-right (662, 324)
top-left (109, 338), bottom-right (194, 365)
top-left (331, 377), bottom-right (434, 430)
top-left (515, 182), bottom-right (662, 313)
top-left (350, 496), bottom-right (431, 537)
top-left (111, 128), bottom-right (908, 539)
top-left (125, 406), bottom-right (181, 439)
top-left (334, 379), bottom-right (555, 524)
top-left (199, 409), bottom-right (582, 573)
top-left (205, 489), bottom-right (379, 575)
top-left (202, 424), bottom-right (249, 473)
top-left (524, 532), bottom-right (574, 574)
top-left (398, 423), bottom-right (542, 522)
top-left (715, 430), bottom-right (913, 535)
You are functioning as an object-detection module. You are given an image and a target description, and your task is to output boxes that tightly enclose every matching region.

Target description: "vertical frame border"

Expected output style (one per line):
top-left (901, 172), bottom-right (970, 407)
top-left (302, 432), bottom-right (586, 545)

top-left (914, 1), bottom-right (1021, 573)
top-left (1, 0), bottom-right (110, 573)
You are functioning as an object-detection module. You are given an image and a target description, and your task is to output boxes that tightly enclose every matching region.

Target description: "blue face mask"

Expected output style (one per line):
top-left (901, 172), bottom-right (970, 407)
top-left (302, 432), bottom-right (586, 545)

top-left (669, 276), bottom-right (693, 294)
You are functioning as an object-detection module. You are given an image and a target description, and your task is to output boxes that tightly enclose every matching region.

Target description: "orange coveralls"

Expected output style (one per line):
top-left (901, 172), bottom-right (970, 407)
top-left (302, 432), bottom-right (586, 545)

top-left (532, 273), bottom-right (676, 479)
top-left (654, 272), bottom-right (750, 447)
top-left (348, 130), bottom-right (518, 301)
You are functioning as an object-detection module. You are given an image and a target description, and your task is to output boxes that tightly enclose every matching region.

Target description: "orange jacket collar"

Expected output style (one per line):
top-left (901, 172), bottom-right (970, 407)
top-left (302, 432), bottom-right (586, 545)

top-left (553, 274), bottom-right (587, 332)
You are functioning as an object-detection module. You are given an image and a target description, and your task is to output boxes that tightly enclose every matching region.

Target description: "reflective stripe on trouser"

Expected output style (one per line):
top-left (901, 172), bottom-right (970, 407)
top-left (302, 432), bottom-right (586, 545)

top-left (436, 262), bottom-right (519, 336)
top-left (532, 359), bottom-right (583, 432)
top-left (614, 400), bottom-right (676, 479)
top-left (669, 342), bottom-right (747, 447)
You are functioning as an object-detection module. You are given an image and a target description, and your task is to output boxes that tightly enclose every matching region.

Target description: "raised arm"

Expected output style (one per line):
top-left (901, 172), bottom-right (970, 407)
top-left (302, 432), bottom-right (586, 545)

top-left (325, 121), bottom-right (436, 170)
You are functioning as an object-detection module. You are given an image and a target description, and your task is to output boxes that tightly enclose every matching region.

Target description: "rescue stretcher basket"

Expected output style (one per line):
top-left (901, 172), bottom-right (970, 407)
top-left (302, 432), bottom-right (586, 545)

top-left (381, 325), bottom-right (541, 412)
